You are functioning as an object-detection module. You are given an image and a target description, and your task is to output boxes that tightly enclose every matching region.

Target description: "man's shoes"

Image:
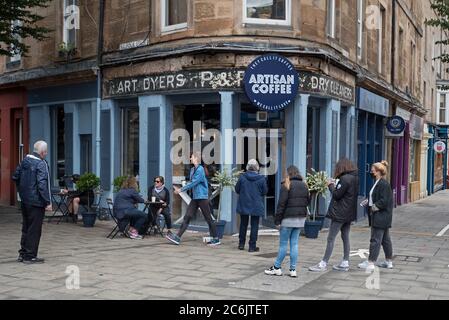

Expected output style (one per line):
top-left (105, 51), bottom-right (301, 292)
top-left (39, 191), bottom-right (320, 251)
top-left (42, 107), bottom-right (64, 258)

top-left (238, 244), bottom-right (244, 250)
top-left (17, 255), bottom-right (23, 262)
top-left (22, 257), bottom-right (45, 264)
top-left (165, 232), bottom-right (181, 245)
top-left (248, 247), bottom-right (260, 253)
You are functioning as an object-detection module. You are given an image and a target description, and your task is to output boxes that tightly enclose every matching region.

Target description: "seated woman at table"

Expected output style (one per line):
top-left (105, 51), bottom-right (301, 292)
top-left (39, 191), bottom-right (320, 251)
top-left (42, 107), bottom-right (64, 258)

top-left (148, 176), bottom-right (172, 235)
top-left (113, 176), bottom-right (150, 240)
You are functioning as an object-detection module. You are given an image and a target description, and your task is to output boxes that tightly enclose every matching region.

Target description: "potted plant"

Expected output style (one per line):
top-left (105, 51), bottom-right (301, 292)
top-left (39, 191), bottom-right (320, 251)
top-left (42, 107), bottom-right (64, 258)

top-left (305, 169), bottom-right (329, 238)
top-left (113, 175), bottom-right (128, 194)
top-left (58, 42), bottom-right (77, 63)
top-left (76, 172), bottom-right (100, 227)
top-left (211, 168), bottom-right (243, 239)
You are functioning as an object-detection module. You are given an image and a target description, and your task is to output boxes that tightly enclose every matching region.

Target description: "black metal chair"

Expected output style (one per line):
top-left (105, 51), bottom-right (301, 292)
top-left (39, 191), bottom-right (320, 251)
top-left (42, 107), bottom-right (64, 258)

top-left (106, 198), bottom-right (129, 239)
top-left (143, 202), bottom-right (165, 237)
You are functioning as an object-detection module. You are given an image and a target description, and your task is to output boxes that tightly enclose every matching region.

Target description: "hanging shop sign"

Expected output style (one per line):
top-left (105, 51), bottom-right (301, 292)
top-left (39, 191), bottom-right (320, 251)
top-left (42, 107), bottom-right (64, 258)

top-left (244, 54), bottom-right (299, 111)
top-left (434, 141), bottom-right (446, 154)
top-left (386, 116), bottom-right (406, 135)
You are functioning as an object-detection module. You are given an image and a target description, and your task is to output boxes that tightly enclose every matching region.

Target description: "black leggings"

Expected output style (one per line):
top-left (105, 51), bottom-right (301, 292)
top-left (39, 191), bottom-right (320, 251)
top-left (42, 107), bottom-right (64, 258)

top-left (178, 199), bottom-right (217, 238)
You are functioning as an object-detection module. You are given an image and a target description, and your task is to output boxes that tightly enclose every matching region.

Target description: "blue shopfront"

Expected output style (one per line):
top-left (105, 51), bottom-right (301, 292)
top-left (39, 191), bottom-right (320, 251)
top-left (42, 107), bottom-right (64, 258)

top-left (427, 125), bottom-right (448, 194)
top-left (356, 88), bottom-right (390, 219)
top-left (28, 81), bottom-right (100, 189)
top-left (103, 57), bottom-right (356, 234)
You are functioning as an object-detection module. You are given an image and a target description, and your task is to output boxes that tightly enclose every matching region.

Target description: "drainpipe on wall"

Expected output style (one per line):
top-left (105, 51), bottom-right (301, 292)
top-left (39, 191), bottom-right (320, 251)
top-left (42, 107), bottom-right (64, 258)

top-left (95, 0), bottom-right (105, 178)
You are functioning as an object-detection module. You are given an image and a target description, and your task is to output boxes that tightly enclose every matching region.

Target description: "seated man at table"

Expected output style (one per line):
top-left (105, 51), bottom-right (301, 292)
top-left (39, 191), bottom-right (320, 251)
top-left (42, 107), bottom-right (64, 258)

top-left (60, 174), bottom-right (85, 223)
top-left (148, 176), bottom-right (172, 235)
top-left (113, 176), bottom-right (150, 240)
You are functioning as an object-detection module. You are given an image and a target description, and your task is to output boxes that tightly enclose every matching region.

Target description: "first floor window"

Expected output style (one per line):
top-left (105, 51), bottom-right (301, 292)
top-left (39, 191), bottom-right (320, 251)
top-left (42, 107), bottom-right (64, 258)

top-left (63, 0), bottom-right (79, 46)
top-left (327, 0), bottom-right (336, 38)
top-left (162, 0), bottom-right (187, 32)
top-left (439, 93), bottom-right (446, 124)
top-left (10, 20), bottom-right (21, 62)
top-left (244, 0), bottom-right (291, 26)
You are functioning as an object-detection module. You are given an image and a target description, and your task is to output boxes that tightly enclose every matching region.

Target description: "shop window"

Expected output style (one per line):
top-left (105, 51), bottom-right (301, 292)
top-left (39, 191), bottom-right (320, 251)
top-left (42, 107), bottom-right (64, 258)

top-left (121, 108), bottom-right (139, 177)
top-left (409, 139), bottom-right (420, 182)
top-left (161, 0), bottom-right (187, 33)
top-left (243, 0), bottom-right (291, 26)
top-left (307, 107), bottom-right (321, 171)
top-left (63, 0), bottom-right (79, 47)
top-left (51, 107), bottom-right (66, 185)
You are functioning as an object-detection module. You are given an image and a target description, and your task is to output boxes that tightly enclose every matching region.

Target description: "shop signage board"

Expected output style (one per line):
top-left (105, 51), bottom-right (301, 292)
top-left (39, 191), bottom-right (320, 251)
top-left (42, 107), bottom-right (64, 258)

top-left (105, 56), bottom-right (356, 106)
top-left (244, 54), bottom-right (300, 111)
top-left (357, 87), bottom-right (390, 117)
top-left (409, 114), bottom-right (424, 140)
top-left (106, 69), bottom-right (246, 97)
top-left (386, 116), bottom-right (406, 137)
top-left (434, 141), bottom-right (446, 154)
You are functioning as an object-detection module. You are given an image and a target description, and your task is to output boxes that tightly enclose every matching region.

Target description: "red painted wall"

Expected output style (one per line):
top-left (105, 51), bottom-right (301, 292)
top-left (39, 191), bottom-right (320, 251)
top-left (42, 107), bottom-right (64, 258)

top-left (0, 88), bottom-right (29, 206)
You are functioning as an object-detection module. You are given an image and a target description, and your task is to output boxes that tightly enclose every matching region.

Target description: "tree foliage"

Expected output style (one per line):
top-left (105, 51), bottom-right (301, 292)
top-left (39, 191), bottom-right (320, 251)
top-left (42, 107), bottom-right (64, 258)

top-left (0, 0), bottom-right (51, 57)
top-left (426, 0), bottom-right (449, 64)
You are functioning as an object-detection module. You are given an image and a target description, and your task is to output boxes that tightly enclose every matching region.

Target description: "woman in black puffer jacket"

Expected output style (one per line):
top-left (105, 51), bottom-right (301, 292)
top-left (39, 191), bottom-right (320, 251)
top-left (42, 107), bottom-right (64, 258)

top-left (264, 165), bottom-right (310, 278)
top-left (309, 158), bottom-right (359, 273)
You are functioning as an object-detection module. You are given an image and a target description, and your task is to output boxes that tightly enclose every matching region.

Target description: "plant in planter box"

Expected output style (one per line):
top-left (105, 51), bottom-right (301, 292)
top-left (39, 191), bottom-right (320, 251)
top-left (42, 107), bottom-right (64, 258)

top-left (113, 175), bottom-right (128, 193)
top-left (75, 173), bottom-right (100, 227)
top-left (211, 168), bottom-right (243, 238)
top-left (58, 42), bottom-right (77, 62)
top-left (304, 169), bottom-right (329, 238)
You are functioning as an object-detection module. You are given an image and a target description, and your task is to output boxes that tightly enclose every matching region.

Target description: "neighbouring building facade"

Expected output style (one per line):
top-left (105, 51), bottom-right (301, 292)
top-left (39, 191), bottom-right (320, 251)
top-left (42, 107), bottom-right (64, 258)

top-left (0, 0), bottom-right (447, 234)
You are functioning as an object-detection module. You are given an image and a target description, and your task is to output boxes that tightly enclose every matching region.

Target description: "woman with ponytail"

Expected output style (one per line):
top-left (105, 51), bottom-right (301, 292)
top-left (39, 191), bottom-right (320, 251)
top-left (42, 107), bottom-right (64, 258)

top-left (358, 160), bottom-right (394, 272)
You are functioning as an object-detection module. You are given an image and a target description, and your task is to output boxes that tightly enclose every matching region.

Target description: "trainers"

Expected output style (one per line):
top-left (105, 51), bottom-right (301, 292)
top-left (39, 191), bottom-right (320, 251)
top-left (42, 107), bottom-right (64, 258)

top-left (377, 261), bottom-right (393, 269)
top-left (290, 269), bottom-right (297, 278)
top-left (129, 233), bottom-right (143, 240)
top-left (17, 255), bottom-right (23, 262)
top-left (333, 260), bottom-right (350, 272)
top-left (308, 261), bottom-right (327, 272)
top-left (207, 238), bottom-right (221, 246)
top-left (22, 257), bottom-right (45, 264)
top-left (358, 260), bottom-right (375, 272)
top-left (165, 232), bottom-right (181, 245)
top-left (264, 266), bottom-right (282, 276)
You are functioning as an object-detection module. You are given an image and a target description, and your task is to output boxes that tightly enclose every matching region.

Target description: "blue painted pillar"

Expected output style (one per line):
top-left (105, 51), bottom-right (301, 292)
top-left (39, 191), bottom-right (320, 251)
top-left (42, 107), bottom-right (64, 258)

top-left (347, 106), bottom-right (356, 162)
top-left (219, 92), bottom-right (234, 230)
top-left (293, 94), bottom-right (309, 176)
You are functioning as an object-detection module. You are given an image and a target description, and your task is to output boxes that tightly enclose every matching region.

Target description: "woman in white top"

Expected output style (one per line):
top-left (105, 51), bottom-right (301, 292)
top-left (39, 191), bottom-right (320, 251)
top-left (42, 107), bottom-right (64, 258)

top-left (358, 161), bottom-right (394, 273)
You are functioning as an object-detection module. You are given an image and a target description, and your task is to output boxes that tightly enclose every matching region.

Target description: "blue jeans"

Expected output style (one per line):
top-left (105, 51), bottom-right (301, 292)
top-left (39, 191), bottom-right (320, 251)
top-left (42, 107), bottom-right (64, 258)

top-left (123, 209), bottom-right (149, 234)
top-left (274, 227), bottom-right (300, 270)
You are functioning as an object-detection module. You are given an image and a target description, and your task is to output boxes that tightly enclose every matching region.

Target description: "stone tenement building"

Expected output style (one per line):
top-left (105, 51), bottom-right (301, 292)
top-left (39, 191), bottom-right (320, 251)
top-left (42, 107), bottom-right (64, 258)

top-left (0, 1), bottom-right (447, 234)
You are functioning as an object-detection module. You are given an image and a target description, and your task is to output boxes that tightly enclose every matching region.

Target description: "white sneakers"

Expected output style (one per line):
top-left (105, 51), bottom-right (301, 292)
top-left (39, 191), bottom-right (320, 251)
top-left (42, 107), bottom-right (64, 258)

top-left (377, 260), bottom-right (394, 269)
top-left (264, 266), bottom-right (283, 276)
top-left (308, 261), bottom-right (328, 272)
top-left (332, 260), bottom-right (350, 272)
top-left (358, 260), bottom-right (375, 272)
top-left (264, 266), bottom-right (297, 277)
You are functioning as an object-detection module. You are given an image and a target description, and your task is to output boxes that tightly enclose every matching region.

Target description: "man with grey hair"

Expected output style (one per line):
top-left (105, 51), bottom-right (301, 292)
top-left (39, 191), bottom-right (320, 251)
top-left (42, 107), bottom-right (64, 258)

top-left (235, 159), bottom-right (268, 252)
top-left (12, 140), bottom-right (52, 264)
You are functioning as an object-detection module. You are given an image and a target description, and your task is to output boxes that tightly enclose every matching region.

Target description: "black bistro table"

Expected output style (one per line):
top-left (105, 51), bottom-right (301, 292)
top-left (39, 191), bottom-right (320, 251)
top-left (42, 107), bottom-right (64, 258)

top-left (143, 201), bottom-right (166, 236)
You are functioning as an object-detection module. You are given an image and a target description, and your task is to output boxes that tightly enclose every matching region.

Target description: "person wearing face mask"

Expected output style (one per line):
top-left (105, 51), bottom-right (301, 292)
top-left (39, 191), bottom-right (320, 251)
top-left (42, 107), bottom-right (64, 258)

top-left (358, 161), bottom-right (394, 273)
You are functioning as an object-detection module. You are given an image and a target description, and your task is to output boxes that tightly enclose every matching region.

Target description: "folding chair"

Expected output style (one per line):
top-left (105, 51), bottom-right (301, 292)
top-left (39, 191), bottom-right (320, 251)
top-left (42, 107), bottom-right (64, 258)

top-left (106, 198), bottom-right (129, 239)
top-left (144, 203), bottom-right (165, 237)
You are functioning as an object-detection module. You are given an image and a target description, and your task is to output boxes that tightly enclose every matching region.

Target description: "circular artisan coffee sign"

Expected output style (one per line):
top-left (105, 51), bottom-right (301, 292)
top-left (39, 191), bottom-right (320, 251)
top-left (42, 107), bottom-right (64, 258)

top-left (434, 141), bottom-right (446, 154)
top-left (386, 116), bottom-right (406, 135)
top-left (244, 54), bottom-right (299, 112)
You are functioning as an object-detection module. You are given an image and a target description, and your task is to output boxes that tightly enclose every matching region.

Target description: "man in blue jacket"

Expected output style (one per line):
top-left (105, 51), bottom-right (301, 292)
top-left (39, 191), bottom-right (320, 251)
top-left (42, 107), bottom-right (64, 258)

top-left (12, 141), bottom-right (52, 264)
top-left (167, 152), bottom-right (220, 246)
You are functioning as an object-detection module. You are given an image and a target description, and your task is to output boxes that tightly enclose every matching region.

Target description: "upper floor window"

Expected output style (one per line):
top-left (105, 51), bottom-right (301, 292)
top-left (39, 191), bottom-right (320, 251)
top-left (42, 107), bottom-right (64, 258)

top-left (63, 0), bottom-right (79, 47)
top-left (357, 0), bottom-right (364, 59)
top-left (439, 93), bottom-right (447, 124)
top-left (327, 0), bottom-right (336, 38)
top-left (243, 0), bottom-right (291, 26)
top-left (10, 20), bottom-right (22, 63)
top-left (378, 5), bottom-right (385, 74)
top-left (161, 0), bottom-right (187, 33)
